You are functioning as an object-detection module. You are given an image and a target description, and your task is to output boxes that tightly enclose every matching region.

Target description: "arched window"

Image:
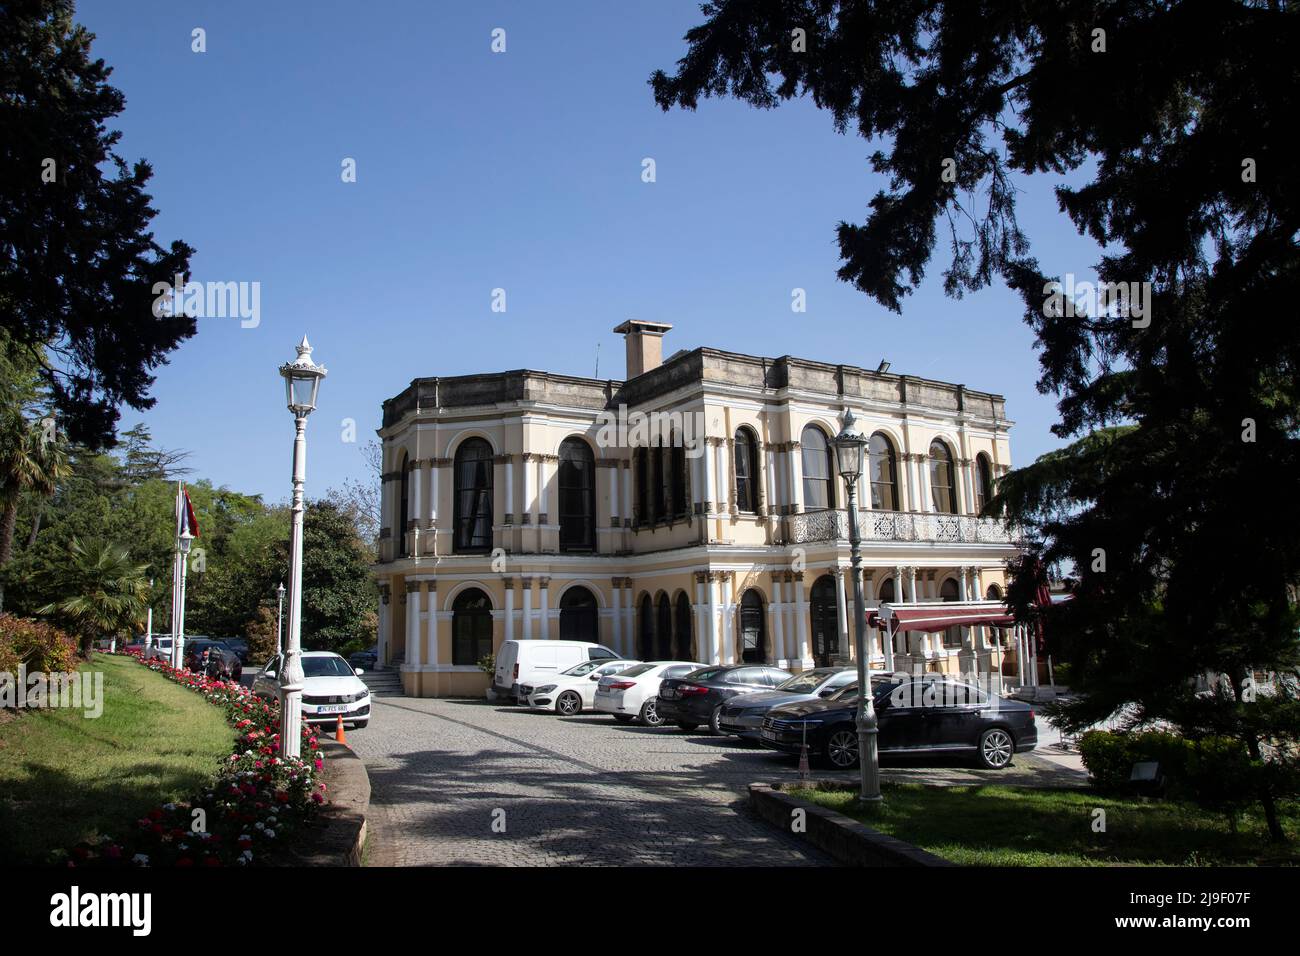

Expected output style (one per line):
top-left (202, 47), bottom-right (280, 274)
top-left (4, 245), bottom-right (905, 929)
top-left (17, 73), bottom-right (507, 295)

top-left (453, 438), bottom-right (494, 553)
top-left (878, 577), bottom-right (896, 604)
top-left (739, 589), bottom-right (767, 663)
top-left (674, 593), bottom-right (693, 660)
top-left (734, 428), bottom-right (760, 513)
top-left (809, 574), bottom-right (839, 667)
top-left (634, 447), bottom-right (649, 526)
top-left (867, 433), bottom-right (898, 511)
top-left (670, 442), bottom-right (688, 519)
top-left (928, 440), bottom-right (957, 514)
top-left (975, 453), bottom-right (994, 514)
top-left (397, 452), bottom-right (410, 557)
top-left (985, 583), bottom-right (1003, 600)
top-left (656, 593), bottom-right (673, 660)
top-left (940, 577), bottom-right (962, 648)
top-left (452, 587), bottom-right (493, 665)
top-left (638, 594), bottom-right (654, 659)
top-left (559, 586), bottom-right (598, 642)
top-left (652, 443), bottom-right (666, 522)
top-left (558, 438), bottom-right (596, 552)
top-left (801, 425), bottom-right (835, 511)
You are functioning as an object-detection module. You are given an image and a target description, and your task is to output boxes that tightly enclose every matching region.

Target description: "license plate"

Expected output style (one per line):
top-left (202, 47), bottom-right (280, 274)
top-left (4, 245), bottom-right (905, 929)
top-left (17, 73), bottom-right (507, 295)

top-left (317, 704), bottom-right (347, 714)
top-left (762, 729), bottom-right (777, 740)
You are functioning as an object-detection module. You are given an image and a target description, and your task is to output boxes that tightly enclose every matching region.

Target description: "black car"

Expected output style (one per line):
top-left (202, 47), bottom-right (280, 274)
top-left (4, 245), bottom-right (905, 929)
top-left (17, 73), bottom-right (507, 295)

top-left (349, 645), bottom-right (378, 670)
top-left (222, 637), bottom-right (251, 664)
top-left (657, 664), bottom-right (794, 733)
top-left (183, 639), bottom-right (243, 681)
top-left (759, 676), bottom-right (1037, 770)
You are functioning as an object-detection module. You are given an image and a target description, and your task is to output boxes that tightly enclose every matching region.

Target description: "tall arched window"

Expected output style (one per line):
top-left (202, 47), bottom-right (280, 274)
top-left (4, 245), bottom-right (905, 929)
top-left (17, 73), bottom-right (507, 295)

top-left (656, 593), bottom-right (673, 659)
top-left (940, 577), bottom-right (962, 648)
top-left (928, 440), bottom-right (957, 514)
top-left (739, 589), bottom-right (767, 663)
top-left (638, 594), bottom-right (654, 659)
top-left (559, 586), bottom-right (598, 642)
top-left (558, 438), bottom-right (596, 552)
top-left (867, 432), bottom-right (898, 511)
top-left (734, 428), bottom-right (759, 513)
top-left (801, 425), bottom-right (834, 511)
top-left (452, 587), bottom-right (493, 665)
top-left (809, 574), bottom-right (839, 666)
top-left (674, 593), bottom-right (693, 660)
top-left (878, 577), bottom-right (896, 604)
top-left (453, 438), bottom-right (494, 552)
top-left (397, 451), bottom-right (410, 557)
top-left (652, 443), bottom-right (666, 522)
top-left (634, 447), bottom-right (649, 526)
top-left (974, 453), bottom-right (994, 514)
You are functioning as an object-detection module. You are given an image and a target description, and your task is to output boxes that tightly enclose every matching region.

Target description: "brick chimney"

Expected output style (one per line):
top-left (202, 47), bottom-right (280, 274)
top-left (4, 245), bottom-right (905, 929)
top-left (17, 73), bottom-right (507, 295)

top-left (613, 320), bottom-right (673, 378)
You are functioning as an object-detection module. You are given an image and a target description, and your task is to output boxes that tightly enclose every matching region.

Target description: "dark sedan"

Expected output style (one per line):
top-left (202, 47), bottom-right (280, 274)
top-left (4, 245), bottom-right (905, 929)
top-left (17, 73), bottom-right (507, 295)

top-left (349, 645), bottom-right (378, 670)
top-left (183, 639), bottom-right (243, 681)
top-left (657, 664), bottom-right (794, 734)
top-left (760, 677), bottom-right (1037, 770)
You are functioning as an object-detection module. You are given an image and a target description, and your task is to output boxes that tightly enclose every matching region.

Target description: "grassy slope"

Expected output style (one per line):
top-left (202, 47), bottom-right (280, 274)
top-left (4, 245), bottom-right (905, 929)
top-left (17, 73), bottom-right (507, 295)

top-left (0, 653), bottom-right (235, 864)
top-left (794, 783), bottom-right (1298, 866)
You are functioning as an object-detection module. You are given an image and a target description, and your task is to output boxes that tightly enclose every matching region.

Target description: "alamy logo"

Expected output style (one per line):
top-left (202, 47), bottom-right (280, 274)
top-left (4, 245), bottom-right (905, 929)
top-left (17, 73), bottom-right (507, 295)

top-left (1043, 273), bottom-right (1150, 328)
top-left (151, 274), bottom-right (261, 328)
top-left (0, 665), bottom-right (103, 718)
top-left (593, 404), bottom-right (707, 458)
top-left (49, 886), bottom-right (151, 936)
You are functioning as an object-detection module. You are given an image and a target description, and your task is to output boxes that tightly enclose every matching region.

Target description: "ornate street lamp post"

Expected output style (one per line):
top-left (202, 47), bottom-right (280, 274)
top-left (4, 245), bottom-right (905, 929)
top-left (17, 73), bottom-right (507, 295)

top-left (275, 581), bottom-right (286, 657)
top-left (278, 337), bottom-right (326, 759)
top-left (832, 408), bottom-right (882, 804)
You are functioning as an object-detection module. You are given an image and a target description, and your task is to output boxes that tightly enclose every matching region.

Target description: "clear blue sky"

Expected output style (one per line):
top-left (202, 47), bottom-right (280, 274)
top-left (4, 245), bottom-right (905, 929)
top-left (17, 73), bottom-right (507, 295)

top-left (77, 0), bottom-right (1105, 504)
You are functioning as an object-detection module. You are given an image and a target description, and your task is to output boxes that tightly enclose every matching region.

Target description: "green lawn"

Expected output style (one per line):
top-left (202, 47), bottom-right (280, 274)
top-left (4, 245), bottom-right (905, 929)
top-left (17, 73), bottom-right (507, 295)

top-left (791, 782), bottom-right (1299, 866)
top-left (0, 653), bottom-right (235, 864)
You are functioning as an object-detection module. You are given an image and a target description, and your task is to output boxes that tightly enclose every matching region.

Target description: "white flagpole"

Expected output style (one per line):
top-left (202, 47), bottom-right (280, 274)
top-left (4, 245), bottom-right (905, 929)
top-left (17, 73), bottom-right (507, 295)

top-left (170, 481), bottom-right (183, 667)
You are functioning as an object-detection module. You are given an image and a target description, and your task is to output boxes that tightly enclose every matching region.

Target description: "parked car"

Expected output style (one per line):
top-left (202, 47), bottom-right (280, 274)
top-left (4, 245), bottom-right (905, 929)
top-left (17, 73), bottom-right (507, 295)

top-left (349, 644), bottom-right (378, 670)
top-left (760, 677), bottom-right (1037, 770)
top-left (524, 659), bottom-right (642, 715)
top-left (657, 664), bottom-right (794, 734)
top-left (593, 661), bottom-right (705, 726)
top-left (222, 637), bottom-right (251, 664)
top-left (493, 639), bottom-right (621, 701)
top-left (136, 636), bottom-right (173, 661)
top-left (183, 639), bottom-right (243, 681)
top-left (252, 651), bottom-right (372, 729)
top-left (717, 666), bottom-right (857, 739)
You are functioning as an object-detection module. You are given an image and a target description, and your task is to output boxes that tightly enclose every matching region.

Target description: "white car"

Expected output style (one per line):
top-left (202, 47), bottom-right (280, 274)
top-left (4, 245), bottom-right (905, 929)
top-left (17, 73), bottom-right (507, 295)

top-left (594, 661), bottom-right (705, 726)
top-left (252, 651), bottom-right (372, 729)
top-left (524, 659), bottom-right (642, 715)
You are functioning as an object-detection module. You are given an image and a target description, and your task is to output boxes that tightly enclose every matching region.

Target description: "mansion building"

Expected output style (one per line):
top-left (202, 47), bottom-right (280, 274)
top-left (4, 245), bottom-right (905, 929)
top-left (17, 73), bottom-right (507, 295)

top-left (373, 321), bottom-right (1022, 698)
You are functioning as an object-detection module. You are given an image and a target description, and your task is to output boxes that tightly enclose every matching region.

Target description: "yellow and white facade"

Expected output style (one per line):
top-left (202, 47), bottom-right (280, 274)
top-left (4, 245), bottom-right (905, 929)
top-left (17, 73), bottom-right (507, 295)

top-left (373, 322), bottom-right (1021, 697)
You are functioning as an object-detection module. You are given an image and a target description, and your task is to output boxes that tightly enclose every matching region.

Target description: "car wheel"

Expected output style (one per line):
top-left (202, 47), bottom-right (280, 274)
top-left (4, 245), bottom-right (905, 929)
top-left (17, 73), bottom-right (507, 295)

top-left (676, 722), bottom-right (699, 732)
top-left (613, 715), bottom-right (634, 724)
top-left (978, 728), bottom-right (1015, 769)
top-left (556, 691), bottom-right (583, 716)
top-left (639, 698), bottom-right (665, 727)
top-left (824, 727), bottom-right (860, 770)
top-left (350, 720), bottom-right (369, 730)
top-left (708, 706), bottom-right (725, 735)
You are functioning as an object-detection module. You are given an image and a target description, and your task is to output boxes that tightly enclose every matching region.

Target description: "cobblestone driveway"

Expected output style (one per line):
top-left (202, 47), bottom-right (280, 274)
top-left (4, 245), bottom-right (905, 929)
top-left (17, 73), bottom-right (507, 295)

top-left (348, 696), bottom-right (1082, 867)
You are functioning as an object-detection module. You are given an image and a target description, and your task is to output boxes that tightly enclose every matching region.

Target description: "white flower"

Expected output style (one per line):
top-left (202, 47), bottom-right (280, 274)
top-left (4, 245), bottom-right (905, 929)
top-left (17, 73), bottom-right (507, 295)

top-left (132, 853), bottom-right (150, 866)
top-left (265, 829), bottom-right (276, 839)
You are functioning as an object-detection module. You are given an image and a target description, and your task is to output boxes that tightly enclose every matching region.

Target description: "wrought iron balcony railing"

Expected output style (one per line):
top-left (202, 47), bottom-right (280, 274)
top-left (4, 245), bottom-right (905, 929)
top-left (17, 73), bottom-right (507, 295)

top-left (785, 508), bottom-right (1020, 546)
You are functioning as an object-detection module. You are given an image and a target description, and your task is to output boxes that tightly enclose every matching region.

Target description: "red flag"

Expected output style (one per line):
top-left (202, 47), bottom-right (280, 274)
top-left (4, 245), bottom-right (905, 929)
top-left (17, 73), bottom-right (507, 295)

top-left (182, 490), bottom-right (200, 538)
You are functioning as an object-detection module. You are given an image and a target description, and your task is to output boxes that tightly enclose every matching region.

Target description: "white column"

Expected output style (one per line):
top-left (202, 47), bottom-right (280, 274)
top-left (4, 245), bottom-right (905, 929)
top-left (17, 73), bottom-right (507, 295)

top-left (764, 445), bottom-right (776, 516)
top-left (795, 576), bottom-right (811, 665)
top-left (425, 585), bottom-right (438, 665)
top-left (407, 584), bottom-right (422, 668)
top-left (539, 579), bottom-right (551, 640)
top-left (608, 465), bottom-right (619, 525)
top-left (958, 566), bottom-right (970, 601)
top-left (908, 566), bottom-right (918, 603)
top-left (716, 440), bottom-right (731, 516)
top-left (428, 459), bottom-right (438, 524)
top-left (694, 575), bottom-right (707, 660)
top-left (833, 568), bottom-right (848, 661)
top-left (522, 578), bottom-right (533, 640)
top-left (611, 579), bottom-right (622, 653)
top-left (505, 581), bottom-right (515, 642)
top-left (772, 575), bottom-right (787, 663)
top-left (721, 575), bottom-right (734, 664)
top-left (789, 441), bottom-right (804, 513)
top-left (705, 574), bottom-right (720, 663)
top-left (774, 446), bottom-right (787, 514)
top-left (621, 462), bottom-right (631, 528)
top-left (505, 457), bottom-right (515, 523)
top-left (703, 441), bottom-right (717, 515)
top-left (410, 459), bottom-right (422, 530)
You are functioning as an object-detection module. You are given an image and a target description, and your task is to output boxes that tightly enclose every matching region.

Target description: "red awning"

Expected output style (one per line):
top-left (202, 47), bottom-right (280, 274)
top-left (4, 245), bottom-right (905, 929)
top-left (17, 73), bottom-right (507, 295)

top-left (868, 603), bottom-right (1017, 632)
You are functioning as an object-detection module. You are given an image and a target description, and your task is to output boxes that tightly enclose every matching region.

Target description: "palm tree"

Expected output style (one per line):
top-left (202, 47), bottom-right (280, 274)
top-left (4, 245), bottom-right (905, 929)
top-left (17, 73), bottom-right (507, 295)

top-left (37, 537), bottom-right (150, 656)
top-left (0, 410), bottom-right (70, 565)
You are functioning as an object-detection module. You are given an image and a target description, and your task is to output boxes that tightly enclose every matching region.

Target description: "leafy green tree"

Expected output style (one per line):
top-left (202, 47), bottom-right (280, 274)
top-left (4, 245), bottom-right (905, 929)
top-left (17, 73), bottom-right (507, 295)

top-left (279, 500), bottom-right (376, 654)
top-left (654, 2), bottom-right (1299, 839)
top-left (36, 536), bottom-right (149, 656)
top-left (0, 0), bottom-right (194, 447)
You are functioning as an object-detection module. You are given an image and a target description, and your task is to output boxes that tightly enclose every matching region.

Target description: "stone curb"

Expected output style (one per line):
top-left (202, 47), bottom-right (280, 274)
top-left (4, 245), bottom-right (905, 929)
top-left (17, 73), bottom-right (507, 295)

top-left (749, 782), bottom-right (954, 867)
top-left (281, 738), bottom-right (371, 866)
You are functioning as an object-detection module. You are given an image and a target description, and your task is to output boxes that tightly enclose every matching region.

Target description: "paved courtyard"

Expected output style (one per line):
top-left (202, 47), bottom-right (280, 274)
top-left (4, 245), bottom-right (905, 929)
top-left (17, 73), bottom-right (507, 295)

top-left (347, 694), bottom-right (1085, 867)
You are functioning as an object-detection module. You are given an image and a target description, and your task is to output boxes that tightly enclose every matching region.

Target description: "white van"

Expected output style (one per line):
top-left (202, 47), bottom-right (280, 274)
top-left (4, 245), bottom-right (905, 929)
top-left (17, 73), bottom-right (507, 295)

top-left (494, 640), bottom-right (620, 701)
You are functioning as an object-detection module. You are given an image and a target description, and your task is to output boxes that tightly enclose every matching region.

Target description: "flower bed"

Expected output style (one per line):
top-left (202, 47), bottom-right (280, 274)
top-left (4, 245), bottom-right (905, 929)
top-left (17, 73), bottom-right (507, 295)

top-left (64, 651), bottom-right (326, 867)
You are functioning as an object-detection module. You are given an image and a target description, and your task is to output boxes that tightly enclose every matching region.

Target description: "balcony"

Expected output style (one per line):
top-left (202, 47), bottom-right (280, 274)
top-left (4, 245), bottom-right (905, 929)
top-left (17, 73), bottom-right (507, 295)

top-left (786, 509), bottom-right (1020, 546)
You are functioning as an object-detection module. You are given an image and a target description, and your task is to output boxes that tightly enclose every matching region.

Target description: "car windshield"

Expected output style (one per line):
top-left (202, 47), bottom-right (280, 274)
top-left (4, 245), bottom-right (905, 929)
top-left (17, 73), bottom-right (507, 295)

top-left (561, 661), bottom-right (600, 677)
top-left (302, 656), bottom-right (356, 678)
top-left (618, 663), bottom-right (656, 677)
top-left (775, 672), bottom-right (825, 693)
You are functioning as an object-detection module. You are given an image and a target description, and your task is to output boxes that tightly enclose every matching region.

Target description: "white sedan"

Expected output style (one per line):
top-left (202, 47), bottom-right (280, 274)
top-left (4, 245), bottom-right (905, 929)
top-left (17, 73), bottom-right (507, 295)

top-left (252, 651), bottom-right (372, 729)
top-left (593, 661), bottom-right (705, 726)
top-left (524, 659), bottom-right (641, 715)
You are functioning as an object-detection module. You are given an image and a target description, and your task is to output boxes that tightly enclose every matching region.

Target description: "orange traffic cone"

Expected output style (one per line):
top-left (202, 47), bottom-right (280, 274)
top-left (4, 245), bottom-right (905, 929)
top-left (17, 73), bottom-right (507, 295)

top-left (335, 715), bottom-right (347, 744)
